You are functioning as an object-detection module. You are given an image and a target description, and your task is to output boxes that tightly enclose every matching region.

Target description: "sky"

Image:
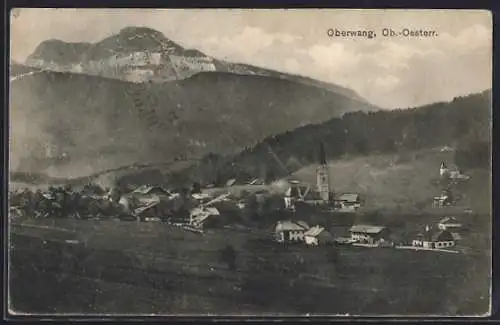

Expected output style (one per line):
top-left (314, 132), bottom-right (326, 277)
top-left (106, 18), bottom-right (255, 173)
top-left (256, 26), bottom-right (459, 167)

top-left (10, 9), bottom-right (492, 108)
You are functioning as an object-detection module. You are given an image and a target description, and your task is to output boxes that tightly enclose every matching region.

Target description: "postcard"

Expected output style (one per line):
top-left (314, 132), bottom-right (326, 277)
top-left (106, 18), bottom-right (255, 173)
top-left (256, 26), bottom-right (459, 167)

top-left (8, 8), bottom-right (492, 317)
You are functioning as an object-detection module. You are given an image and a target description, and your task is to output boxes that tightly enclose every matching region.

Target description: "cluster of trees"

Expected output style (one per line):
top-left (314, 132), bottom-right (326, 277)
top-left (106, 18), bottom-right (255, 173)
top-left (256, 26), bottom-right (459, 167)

top-left (166, 91), bottom-right (491, 187)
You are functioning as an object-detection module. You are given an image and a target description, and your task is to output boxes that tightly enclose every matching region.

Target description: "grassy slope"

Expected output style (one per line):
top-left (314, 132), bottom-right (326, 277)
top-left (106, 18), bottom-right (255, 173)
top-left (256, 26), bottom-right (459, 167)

top-left (8, 135), bottom-right (491, 315)
top-left (200, 147), bottom-right (491, 217)
top-left (291, 148), bottom-right (491, 214)
top-left (9, 217), bottom-right (490, 316)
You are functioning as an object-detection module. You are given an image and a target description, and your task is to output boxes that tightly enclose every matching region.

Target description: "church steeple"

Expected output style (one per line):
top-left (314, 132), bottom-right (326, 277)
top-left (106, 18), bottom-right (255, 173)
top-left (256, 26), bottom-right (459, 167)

top-left (440, 161), bottom-right (449, 178)
top-left (319, 141), bottom-right (327, 165)
top-left (316, 142), bottom-right (330, 202)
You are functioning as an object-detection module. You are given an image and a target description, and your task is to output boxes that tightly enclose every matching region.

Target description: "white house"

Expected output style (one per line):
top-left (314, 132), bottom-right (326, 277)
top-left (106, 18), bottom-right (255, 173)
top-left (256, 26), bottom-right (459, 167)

top-left (189, 206), bottom-right (220, 229)
top-left (412, 228), bottom-right (455, 249)
top-left (335, 193), bottom-right (362, 212)
top-left (275, 220), bottom-right (310, 243)
top-left (348, 224), bottom-right (389, 244)
top-left (433, 189), bottom-right (453, 208)
top-left (440, 161), bottom-right (470, 181)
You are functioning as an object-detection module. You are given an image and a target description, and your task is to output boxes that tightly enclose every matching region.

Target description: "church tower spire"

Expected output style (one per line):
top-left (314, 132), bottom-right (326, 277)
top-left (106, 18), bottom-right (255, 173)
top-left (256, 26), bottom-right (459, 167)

top-left (316, 142), bottom-right (330, 202)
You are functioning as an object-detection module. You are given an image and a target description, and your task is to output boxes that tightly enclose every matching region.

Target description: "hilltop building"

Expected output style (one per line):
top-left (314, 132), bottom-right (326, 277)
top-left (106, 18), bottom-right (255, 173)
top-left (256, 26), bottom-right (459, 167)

top-left (440, 161), bottom-right (470, 181)
top-left (433, 189), bottom-right (454, 207)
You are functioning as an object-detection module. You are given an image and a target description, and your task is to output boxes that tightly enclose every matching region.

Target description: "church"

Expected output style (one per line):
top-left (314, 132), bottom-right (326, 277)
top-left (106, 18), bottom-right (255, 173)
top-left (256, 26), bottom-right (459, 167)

top-left (283, 142), bottom-right (335, 210)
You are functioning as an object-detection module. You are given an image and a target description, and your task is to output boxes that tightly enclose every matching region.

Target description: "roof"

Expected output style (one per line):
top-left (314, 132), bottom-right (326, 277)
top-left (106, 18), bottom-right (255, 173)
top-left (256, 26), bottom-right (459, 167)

top-left (338, 193), bottom-right (360, 202)
top-left (440, 146), bottom-right (454, 152)
top-left (192, 193), bottom-right (212, 200)
top-left (303, 190), bottom-right (323, 201)
top-left (304, 226), bottom-right (325, 237)
top-left (134, 201), bottom-right (161, 215)
top-left (275, 220), bottom-right (310, 232)
top-left (349, 224), bottom-right (385, 234)
top-left (132, 185), bottom-right (169, 195)
top-left (285, 185), bottom-right (310, 198)
top-left (249, 178), bottom-right (265, 185)
top-left (439, 216), bottom-right (462, 225)
top-left (191, 206), bottom-right (220, 217)
top-left (415, 229), bottom-right (454, 242)
top-left (190, 207), bottom-right (220, 225)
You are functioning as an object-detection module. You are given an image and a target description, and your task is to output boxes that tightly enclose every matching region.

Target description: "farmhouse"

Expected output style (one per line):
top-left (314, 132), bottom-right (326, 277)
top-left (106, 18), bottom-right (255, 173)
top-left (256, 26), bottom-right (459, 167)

top-left (189, 206), bottom-right (221, 229)
top-left (304, 226), bottom-right (335, 246)
top-left (412, 229), bottom-right (456, 249)
top-left (348, 224), bottom-right (390, 244)
top-left (275, 220), bottom-right (310, 243)
top-left (433, 189), bottom-right (453, 207)
top-left (440, 161), bottom-right (470, 181)
top-left (437, 216), bottom-right (463, 231)
top-left (335, 193), bottom-right (362, 211)
top-left (134, 200), bottom-right (164, 221)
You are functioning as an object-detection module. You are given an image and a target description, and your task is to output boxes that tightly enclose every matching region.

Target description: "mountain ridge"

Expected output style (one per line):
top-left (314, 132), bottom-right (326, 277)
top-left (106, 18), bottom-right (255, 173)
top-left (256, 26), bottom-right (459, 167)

top-left (9, 89), bottom-right (491, 192)
top-left (163, 89), bottom-right (491, 188)
top-left (10, 67), bottom-right (379, 179)
top-left (23, 26), bottom-right (366, 102)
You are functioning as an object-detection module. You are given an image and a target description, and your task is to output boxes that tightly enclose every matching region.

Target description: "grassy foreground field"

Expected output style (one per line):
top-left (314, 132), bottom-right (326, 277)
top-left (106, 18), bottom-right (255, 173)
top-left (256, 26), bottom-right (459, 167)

top-left (8, 217), bottom-right (491, 316)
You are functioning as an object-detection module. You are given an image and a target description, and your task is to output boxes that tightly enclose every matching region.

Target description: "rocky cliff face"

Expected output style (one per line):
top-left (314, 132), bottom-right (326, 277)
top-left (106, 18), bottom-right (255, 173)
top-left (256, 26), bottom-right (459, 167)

top-left (26, 27), bottom-right (218, 82)
top-left (11, 26), bottom-right (377, 178)
top-left (24, 26), bottom-right (366, 102)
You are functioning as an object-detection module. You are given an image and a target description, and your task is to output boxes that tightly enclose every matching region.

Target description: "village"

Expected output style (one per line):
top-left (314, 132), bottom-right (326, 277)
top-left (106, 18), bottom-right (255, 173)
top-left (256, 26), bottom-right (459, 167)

top-left (9, 143), bottom-right (476, 257)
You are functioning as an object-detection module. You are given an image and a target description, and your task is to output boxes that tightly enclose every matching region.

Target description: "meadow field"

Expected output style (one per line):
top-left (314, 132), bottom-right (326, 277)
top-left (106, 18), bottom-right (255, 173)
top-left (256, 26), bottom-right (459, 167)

top-left (8, 216), bottom-right (491, 316)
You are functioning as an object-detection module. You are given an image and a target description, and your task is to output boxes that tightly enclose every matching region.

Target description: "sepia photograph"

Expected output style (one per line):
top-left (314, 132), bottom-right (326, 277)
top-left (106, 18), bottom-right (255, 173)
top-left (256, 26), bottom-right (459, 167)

top-left (7, 8), bottom-right (492, 317)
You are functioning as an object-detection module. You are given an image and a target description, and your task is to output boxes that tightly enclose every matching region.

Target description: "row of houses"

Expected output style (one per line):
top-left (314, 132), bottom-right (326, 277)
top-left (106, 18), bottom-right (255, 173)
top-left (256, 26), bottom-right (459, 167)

top-left (111, 184), bottom-right (233, 231)
top-left (274, 220), bottom-right (334, 246)
top-left (274, 216), bottom-right (464, 250)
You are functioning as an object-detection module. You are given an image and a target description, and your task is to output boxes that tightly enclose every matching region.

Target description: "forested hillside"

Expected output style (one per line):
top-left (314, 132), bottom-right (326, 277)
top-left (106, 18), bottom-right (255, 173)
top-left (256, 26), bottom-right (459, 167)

top-left (166, 90), bottom-right (491, 187)
top-left (10, 70), bottom-right (377, 178)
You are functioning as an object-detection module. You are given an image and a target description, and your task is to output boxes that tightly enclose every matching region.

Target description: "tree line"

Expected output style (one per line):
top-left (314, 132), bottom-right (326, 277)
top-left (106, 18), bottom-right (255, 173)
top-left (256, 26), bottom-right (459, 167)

top-left (165, 90), bottom-right (491, 187)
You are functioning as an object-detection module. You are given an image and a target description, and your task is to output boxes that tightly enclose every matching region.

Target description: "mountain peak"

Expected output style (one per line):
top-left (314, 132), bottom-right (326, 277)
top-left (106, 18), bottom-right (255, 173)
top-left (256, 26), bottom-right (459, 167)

top-left (95, 26), bottom-right (184, 55)
top-left (117, 26), bottom-right (166, 39)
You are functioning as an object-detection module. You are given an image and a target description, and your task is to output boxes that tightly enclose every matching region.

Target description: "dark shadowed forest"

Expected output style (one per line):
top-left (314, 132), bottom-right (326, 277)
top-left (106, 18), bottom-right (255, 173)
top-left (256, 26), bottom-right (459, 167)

top-left (163, 90), bottom-right (491, 188)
